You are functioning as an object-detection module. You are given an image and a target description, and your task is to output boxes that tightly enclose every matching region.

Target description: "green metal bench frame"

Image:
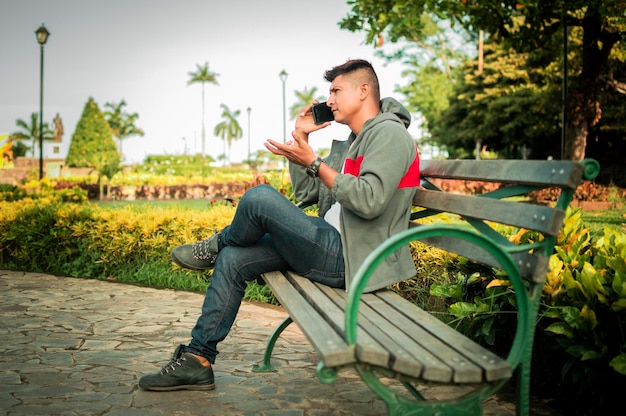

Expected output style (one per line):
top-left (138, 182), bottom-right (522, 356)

top-left (253, 159), bottom-right (600, 416)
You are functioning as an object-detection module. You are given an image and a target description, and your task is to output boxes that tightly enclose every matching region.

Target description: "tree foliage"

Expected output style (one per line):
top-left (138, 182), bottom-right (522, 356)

top-left (103, 100), bottom-right (144, 161)
top-left (213, 104), bottom-right (243, 166)
top-left (66, 98), bottom-right (120, 198)
top-left (188, 62), bottom-right (220, 158)
top-left (432, 37), bottom-right (563, 159)
top-left (11, 112), bottom-right (54, 158)
top-left (340, 0), bottom-right (626, 161)
top-left (289, 86), bottom-right (325, 120)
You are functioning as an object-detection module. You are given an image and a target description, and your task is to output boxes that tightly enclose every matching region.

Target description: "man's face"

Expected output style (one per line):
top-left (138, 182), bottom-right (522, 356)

top-left (327, 74), bottom-right (361, 125)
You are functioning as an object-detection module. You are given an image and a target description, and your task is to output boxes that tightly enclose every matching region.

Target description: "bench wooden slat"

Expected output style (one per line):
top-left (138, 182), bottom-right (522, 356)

top-left (366, 293), bottom-right (484, 383)
top-left (309, 283), bottom-right (400, 371)
top-left (284, 272), bottom-right (391, 370)
top-left (420, 159), bottom-right (584, 189)
top-left (406, 231), bottom-right (550, 282)
top-left (377, 291), bottom-right (512, 382)
top-left (413, 189), bottom-right (566, 236)
top-left (319, 284), bottom-right (451, 382)
top-left (261, 271), bottom-right (353, 367)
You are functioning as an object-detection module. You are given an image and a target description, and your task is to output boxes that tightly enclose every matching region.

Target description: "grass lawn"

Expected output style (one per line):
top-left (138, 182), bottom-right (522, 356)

top-left (580, 205), bottom-right (626, 236)
top-left (94, 199), bottom-right (216, 211)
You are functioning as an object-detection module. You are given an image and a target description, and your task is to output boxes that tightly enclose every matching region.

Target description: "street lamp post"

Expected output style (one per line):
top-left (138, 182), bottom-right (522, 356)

top-left (561, 12), bottom-right (568, 161)
top-left (246, 107), bottom-right (251, 165)
top-left (279, 70), bottom-right (288, 144)
top-left (35, 24), bottom-right (50, 180)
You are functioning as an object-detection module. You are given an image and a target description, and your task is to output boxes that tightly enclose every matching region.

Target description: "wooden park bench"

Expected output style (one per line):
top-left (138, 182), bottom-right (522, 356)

top-left (252, 158), bottom-right (600, 415)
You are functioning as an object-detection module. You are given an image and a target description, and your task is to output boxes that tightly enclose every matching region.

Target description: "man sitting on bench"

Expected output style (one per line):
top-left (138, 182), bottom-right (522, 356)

top-left (138, 58), bottom-right (420, 392)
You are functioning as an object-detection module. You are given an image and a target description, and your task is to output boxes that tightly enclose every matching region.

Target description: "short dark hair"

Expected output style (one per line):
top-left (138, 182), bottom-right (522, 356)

top-left (324, 59), bottom-right (380, 102)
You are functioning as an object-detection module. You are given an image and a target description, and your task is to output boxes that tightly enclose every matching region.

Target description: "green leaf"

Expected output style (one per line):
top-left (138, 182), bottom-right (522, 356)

top-left (545, 322), bottom-right (574, 339)
top-left (580, 349), bottom-right (602, 361)
top-left (430, 284), bottom-right (453, 298)
top-left (580, 262), bottom-right (608, 304)
top-left (611, 298), bottom-right (626, 312)
top-left (542, 307), bottom-right (562, 319)
top-left (560, 306), bottom-right (581, 327)
top-left (579, 305), bottom-right (598, 331)
top-left (609, 353), bottom-right (626, 375)
top-left (566, 343), bottom-right (599, 359)
top-left (612, 272), bottom-right (625, 296)
top-left (449, 301), bottom-right (477, 318)
top-left (481, 316), bottom-right (494, 337)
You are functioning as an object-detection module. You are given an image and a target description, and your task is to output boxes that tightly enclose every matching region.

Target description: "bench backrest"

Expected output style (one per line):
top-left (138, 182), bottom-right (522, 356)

top-left (411, 159), bottom-right (599, 283)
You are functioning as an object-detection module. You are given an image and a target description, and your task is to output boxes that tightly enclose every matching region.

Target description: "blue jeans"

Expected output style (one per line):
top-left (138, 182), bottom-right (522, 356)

top-left (185, 184), bottom-right (345, 363)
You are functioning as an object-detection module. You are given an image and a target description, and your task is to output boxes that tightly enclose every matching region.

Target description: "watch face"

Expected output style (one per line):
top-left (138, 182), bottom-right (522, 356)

top-left (306, 158), bottom-right (320, 177)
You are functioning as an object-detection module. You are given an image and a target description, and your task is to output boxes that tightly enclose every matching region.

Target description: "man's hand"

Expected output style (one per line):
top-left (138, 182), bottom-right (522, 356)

top-left (293, 102), bottom-right (332, 137)
top-left (264, 102), bottom-right (331, 167)
top-left (264, 133), bottom-right (316, 167)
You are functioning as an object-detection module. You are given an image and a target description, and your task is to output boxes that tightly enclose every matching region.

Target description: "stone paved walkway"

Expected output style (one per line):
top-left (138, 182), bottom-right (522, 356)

top-left (0, 270), bottom-right (560, 415)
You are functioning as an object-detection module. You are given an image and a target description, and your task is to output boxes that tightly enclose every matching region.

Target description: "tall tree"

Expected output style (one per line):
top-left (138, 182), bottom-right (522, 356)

top-left (11, 112), bottom-right (54, 158)
top-left (66, 98), bottom-right (120, 199)
top-left (187, 62), bottom-right (220, 158)
top-left (213, 104), bottom-right (243, 166)
top-left (340, 0), bottom-right (626, 160)
top-left (289, 86), bottom-right (325, 120)
top-left (431, 37), bottom-right (563, 159)
top-left (104, 100), bottom-right (145, 162)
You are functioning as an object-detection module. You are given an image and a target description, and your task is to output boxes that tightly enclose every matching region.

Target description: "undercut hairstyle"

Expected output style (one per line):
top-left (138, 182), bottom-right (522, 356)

top-left (324, 59), bottom-right (380, 103)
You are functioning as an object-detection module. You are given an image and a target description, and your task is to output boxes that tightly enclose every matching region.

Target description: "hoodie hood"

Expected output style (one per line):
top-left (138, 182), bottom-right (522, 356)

top-left (380, 97), bottom-right (411, 129)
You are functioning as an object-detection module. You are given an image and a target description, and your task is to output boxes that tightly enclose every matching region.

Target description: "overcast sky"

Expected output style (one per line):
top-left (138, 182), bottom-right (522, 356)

top-left (0, 0), bottom-right (417, 164)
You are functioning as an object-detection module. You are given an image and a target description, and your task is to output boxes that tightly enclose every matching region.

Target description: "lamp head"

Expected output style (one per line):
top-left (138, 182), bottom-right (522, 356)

top-left (35, 24), bottom-right (50, 45)
top-left (279, 69), bottom-right (288, 83)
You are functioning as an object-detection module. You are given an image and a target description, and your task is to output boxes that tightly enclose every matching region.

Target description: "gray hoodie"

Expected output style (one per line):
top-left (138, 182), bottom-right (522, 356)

top-left (290, 97), bottom-right (419, 293)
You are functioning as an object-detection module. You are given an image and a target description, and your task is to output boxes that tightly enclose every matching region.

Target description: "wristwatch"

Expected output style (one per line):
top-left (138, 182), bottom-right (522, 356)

top-left (305, 157), bottom-right (324, 178)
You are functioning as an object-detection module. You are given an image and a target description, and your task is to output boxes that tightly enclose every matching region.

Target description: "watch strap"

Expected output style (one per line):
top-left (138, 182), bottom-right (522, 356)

top-left (306, 157), bottom-right (323, 178)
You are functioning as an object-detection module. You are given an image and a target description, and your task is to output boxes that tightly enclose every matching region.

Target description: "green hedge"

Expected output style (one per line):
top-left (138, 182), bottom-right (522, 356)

top-left (0, 198), bottom-right (273, 301)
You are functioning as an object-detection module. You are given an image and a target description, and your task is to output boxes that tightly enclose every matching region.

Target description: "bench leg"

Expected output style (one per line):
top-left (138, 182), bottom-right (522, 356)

top-left (252, 316), bottom-right (293, 372)
top-left (514, 291), bottom-right (541, 416)
top-left (515, 319), bottom-right (537, 416)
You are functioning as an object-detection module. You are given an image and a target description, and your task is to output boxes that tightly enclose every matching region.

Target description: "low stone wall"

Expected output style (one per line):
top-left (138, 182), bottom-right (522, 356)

top-left (84, 182), bottom-right (250, 202)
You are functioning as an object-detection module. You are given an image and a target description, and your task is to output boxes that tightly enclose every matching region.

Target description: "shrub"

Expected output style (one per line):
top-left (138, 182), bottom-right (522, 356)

top-left (0, 178), bottom-right (88, 203)
top-left (427, 207), bottom-right (626, 415)
top-left (537, 209), bottom-right (626, 414)
top-left (0, 199), bottom-right (276, 302)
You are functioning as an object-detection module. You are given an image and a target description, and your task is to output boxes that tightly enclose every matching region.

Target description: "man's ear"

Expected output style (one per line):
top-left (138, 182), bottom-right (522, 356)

top-left (359, 82), bottom-right (370, 101)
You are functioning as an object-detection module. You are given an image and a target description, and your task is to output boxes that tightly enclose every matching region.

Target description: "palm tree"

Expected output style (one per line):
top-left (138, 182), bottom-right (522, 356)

top-left (11, 112), bottom-right (53, 158)
top-left (187, 62), bottom-right (219, 158)
top-left (289, 86), bottom-right (325, 120)
top-left (104, 100), bottom-right (145, 162)
top-left (213, 104), bottom-right (243, 166)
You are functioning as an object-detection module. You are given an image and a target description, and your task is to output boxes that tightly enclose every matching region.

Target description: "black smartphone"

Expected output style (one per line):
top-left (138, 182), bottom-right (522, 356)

top-left (312, 102), bottom-right (334, 125)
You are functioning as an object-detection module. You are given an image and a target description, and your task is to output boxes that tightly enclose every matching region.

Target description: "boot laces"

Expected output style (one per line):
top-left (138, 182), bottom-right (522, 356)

top-left (192, 231), bottom-right (218, 260)
top-left (159, 355), bottom-right (187, 375)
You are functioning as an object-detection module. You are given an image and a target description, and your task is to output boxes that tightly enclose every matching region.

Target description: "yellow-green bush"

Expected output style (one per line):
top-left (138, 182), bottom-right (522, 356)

top-left (0, 199), bottom-right (272, 299)
top-left (427, 208), bottom-right (626, 415)
top-left (0, 179), bottom-right (88, 203)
